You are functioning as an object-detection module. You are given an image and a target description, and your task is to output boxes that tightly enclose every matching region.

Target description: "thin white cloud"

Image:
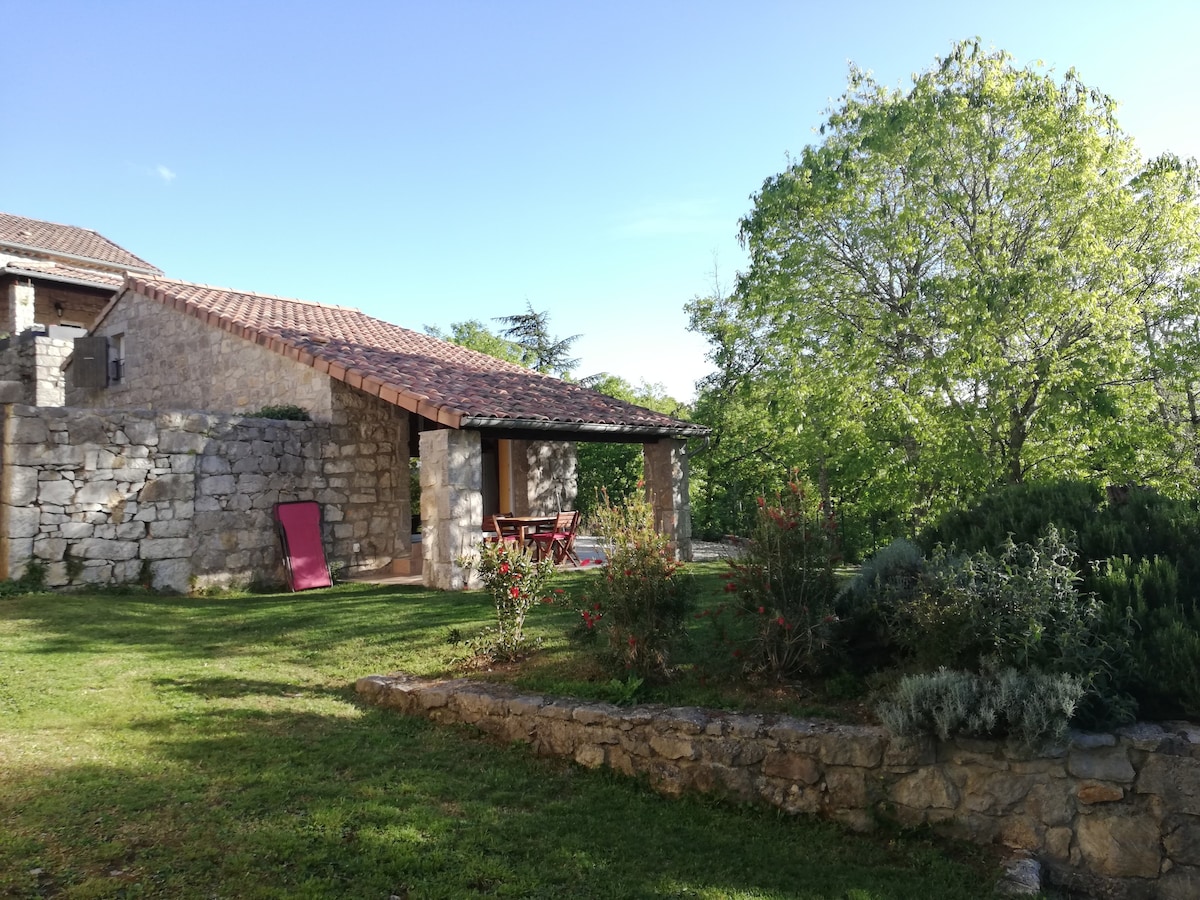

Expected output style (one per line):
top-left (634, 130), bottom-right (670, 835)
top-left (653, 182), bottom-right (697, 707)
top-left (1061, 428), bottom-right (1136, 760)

top-left (155, 164), bottom-right (177, 183)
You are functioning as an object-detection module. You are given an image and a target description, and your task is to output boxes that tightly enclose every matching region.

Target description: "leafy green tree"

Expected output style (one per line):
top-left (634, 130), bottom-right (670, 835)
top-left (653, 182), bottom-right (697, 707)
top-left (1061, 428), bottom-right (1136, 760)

top-left (424, 319), bottom-right (526, 366)
top-left (496, 302), bottom-right (581, 376)
top-left (690, 40), bottom-right (1200, 542)
top-left (575, 374), bottom-right (687, 522)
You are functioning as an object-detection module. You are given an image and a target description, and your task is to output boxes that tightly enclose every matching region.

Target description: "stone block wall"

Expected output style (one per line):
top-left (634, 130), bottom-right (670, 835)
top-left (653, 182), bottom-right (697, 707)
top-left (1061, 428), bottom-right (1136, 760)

top-left (358, 673), bottom-right (1200, 900)
top-left (67, 290), bottom-right (335, 419)
top-left (1, 402), bottom-right (408, 591)
top-left (0, 334), bottom-right (72, 406)
top-left (509, 438), bottom-right (577, 516)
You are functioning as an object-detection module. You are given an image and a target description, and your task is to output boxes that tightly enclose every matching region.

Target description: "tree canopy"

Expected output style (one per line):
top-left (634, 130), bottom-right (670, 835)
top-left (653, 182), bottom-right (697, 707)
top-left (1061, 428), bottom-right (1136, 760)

top-left (688, 40), bottom-right (1200, 550)
top-left (424, 319), bottom-right (527, 366)
top-left (496, 303), bottom-right (581, 376)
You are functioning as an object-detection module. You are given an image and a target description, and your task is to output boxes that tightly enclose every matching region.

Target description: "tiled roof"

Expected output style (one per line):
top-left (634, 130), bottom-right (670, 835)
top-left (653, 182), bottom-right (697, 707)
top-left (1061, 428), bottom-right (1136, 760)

top-left (2, 258), bottom-right (125, 288)
top-left (122, 276), bottom-right (708, 437)
top-left (0, 212), bottom-right (160, 273)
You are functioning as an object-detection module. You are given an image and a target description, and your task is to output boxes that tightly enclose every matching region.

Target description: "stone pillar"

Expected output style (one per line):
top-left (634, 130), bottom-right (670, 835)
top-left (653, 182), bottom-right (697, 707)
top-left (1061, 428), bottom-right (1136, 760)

top-left (419, 428), bottom-right (483, 590)
top-left (510, 439), bottom-right (577, 515)
top-left (5, 282), bottom-right (35, 337)
top-left (643, 438), bottom-right (692, 562)
top-left (33, 337), bottom-right (71, 406)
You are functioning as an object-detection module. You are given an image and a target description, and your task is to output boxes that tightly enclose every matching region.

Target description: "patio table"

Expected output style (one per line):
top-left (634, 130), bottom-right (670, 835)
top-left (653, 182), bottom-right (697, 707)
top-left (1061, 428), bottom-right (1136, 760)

top-left (504, 515), bottom-right (557, 554)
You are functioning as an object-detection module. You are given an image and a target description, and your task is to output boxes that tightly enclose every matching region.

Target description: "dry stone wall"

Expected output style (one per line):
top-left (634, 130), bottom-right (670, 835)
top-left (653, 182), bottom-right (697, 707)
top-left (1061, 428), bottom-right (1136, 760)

top-left (2, 402), bottom-right (408, 591)
top-left (358, 673), bottom-right (1200, 900)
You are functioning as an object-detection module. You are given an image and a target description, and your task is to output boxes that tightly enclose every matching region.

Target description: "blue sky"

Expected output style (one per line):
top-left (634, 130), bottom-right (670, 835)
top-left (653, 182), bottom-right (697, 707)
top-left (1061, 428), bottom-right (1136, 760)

top-left (5, 1), bottom-right (1199, 400)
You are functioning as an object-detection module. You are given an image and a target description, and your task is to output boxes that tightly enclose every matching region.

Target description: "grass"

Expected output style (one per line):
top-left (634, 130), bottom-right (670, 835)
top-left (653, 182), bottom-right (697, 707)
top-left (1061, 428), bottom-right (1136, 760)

top-left (0, 578), bottom-right (1003, 899)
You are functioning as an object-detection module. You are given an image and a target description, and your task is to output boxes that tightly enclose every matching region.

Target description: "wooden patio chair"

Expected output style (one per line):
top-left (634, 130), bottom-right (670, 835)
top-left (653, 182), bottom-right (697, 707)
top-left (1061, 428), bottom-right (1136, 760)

top-left (491, 515), bottom-right (523, 546)
top-left (530, 511), bottom-right (581, 565)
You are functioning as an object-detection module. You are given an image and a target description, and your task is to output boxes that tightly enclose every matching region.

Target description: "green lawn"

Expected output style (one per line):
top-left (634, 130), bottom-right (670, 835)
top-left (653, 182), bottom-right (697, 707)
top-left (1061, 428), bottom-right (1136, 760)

top-left (0, 581), bottom-right (1001, 899)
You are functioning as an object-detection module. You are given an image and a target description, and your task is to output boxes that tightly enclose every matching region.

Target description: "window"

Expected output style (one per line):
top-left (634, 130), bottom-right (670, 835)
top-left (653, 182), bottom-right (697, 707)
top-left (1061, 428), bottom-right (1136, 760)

top-left (109, 334), bottom-right (125, 384)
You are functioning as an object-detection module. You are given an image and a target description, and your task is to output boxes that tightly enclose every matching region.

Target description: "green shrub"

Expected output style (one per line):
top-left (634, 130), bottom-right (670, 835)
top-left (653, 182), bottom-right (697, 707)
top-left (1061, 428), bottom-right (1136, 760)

top-left (921, 480), bottom-right (1200, 587)
top-left (726, 481), bottom-right (840, 680)
top-left (1092, 555), bottom-right (1200, 720)
top-left (459, 540), bottom-right (557, 661)
top-left (919, 480), bottom-right (1101, 557)
top-left (250, 404), bottom-right (312, 421)
top-left (835, 539), bottom-right (924, 671)
top-left (578, 489), bottom-right (697, 681)
top-left (893, 528), bottom-right (1104, 677)
top-left (878, 668), bottom-right (1085, 749)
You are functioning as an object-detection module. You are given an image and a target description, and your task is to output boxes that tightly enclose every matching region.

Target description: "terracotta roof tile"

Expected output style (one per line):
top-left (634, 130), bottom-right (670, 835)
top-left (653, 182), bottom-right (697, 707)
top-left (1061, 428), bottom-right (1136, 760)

top-left (0, 212), bottom-right (160, 273)
top-left (125, 276), bottom-right (708, 438)
top-left (2, 258), bottom-right (124, 288)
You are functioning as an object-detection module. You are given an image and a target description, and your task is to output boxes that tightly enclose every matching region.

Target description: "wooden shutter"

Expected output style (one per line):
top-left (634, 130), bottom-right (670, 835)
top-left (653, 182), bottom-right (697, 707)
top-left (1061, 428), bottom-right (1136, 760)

top-left (72, 336), bottom-right (109, 388)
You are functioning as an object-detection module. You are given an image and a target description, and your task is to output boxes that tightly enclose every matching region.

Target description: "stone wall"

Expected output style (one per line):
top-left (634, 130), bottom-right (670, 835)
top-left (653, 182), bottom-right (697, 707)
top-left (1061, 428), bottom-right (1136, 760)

top-left (67, 290), bottom-right (335, 419)
top-left (358, 672), bottom-right (1200, 900)
top-left (509, 439), bottom-right (577, 516)
top-left (0, 334), bottom-right (72, 406)
top-left (1, 402), bottom-right (408, 591)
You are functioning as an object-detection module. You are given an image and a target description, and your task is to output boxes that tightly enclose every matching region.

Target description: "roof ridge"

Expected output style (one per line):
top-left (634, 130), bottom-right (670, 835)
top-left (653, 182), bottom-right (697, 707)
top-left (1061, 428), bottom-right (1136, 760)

top-left (133, 274), bottom-right (364, 312)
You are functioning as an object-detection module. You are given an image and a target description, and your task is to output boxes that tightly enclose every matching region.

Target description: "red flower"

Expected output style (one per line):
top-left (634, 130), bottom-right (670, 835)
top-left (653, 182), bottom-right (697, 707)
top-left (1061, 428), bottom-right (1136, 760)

top-left (776, 616), bottom-right (786, 627)
top-left (498, 562), bottom-right (510, 575)
top-left (723, 581), bottom-right (737, 593)
top-left (510, 586), bottom-right (521, 599)
top-left (757, 606), bottom-right (765, 615)
top-left (628, 635), bottom-right (637, 647)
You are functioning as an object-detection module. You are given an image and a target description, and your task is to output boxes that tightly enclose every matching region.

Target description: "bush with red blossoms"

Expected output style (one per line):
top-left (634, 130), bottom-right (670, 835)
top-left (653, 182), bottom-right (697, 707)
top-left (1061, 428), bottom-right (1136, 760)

top-left (573, 488), bottom-right (697, 681)
top-left (459, 538), bottom-right (557, 660)
top-left (726, 477), bottom-right (840, 680)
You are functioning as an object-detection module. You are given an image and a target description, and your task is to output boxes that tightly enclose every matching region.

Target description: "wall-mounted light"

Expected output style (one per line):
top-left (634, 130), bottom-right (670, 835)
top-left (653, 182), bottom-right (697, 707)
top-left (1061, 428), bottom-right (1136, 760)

top-left (54, 302), bottom-right (64, 320)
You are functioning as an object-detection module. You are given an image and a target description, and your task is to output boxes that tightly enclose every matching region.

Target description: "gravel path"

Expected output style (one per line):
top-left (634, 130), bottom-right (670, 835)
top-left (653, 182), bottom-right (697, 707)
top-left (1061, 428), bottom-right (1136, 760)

top-left (572, 537), bottom-right (742, 564)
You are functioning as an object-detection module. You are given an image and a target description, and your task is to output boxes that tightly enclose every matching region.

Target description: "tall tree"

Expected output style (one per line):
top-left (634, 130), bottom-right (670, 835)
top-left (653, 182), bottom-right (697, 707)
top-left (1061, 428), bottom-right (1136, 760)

top-left (496, 302), bottom-right (581, 376)
top-left (423, 320), bottom-right (527, 366)
top-left (690, 40), bottom-right (1200, 543)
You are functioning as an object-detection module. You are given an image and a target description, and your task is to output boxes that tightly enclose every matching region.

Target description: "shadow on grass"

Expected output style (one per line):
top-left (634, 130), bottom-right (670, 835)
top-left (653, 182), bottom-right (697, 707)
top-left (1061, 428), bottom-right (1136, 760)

top-left (1, 584), bottom-right (489, 678)
top-left (1, 699), bottom-right (995, 899)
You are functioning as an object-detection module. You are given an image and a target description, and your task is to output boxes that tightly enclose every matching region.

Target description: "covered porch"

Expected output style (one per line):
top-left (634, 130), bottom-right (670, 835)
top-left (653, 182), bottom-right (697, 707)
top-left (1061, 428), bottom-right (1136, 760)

top-left (415, 424), bottom-right (695, 590)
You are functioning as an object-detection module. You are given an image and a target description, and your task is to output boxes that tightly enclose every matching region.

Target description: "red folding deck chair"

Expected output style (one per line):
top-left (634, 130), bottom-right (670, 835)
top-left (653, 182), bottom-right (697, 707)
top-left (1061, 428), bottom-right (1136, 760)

top-left (273, 501), bottom-right (333, 591)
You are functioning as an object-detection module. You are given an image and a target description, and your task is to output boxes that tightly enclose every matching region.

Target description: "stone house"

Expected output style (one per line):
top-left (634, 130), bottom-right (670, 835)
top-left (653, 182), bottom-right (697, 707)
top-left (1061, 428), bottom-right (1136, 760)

top-left (0, 212), bottom-right (162, 406)
top-left (0, 212), bottom-right (707, 591)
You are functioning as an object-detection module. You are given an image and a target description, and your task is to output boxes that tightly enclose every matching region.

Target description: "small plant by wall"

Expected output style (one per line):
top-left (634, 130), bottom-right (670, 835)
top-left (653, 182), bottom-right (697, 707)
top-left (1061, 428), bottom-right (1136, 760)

top-left (249, 404), bottom-right (311, 421)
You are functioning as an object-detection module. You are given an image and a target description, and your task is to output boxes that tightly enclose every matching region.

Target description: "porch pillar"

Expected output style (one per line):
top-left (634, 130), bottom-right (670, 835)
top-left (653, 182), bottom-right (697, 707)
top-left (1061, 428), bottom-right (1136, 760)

top-left (509, 439), bottom-right (577, 515)
top-left (419, 429), bottom-right (482, 590)
top-left (643, 438), bottom-right (692, 562)
top-left (5, 282), bottom-right (35, 336)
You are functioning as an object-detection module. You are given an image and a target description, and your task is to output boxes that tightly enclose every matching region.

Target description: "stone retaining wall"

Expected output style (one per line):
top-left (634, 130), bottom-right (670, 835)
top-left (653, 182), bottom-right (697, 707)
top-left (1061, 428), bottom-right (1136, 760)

top-left (1, 402), bottom-right (408, 591)
top-left (357, 672), bottom-right (1200, 900)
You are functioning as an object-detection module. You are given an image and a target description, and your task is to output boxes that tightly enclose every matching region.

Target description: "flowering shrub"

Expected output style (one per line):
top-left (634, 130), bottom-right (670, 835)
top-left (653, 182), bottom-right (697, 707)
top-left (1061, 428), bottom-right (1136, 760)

top-left (726, 479), bottom-right (840, 680)
top-left (459, 539), bottom-right (557, 660)
top-left (575, 488), bottom-right (697, 681)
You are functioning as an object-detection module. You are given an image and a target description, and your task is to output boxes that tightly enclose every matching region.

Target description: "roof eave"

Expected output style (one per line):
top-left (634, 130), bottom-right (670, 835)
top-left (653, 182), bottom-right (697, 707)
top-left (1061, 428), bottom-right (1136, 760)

top-left (3, 264), bottom-right (120, 292)
top-left (0, 241), bottom-right (160, 276)
top-left (460, 415), bottom-right (710, 440)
